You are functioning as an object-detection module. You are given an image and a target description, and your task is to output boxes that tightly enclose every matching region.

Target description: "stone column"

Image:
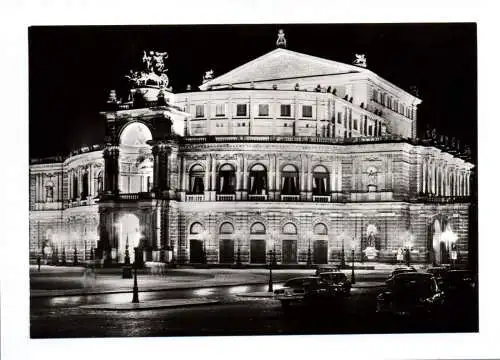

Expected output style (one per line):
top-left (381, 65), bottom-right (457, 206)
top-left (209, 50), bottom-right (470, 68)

top-left (103, 146), bottom-right (120, 194)
top-left (337, 160), bottom-right (342, 192)
top-left (422, 157), bottom-right (427, 194)
top-left (211, 155), bottom-right (217, 201)
top-left (242, 154), bottom-right (248, 200)
top-left (330, 163), bottom-right (335, 193)
top-left (306, 155), bottom-right (313, 200)
top-left (465, 170), bottom-right (470, 196)
top-left (88, 164), bottom-right (94, 199)
top-left (300, 154), bottom-right (306, 199)
top-left (77, 166), bottom-right (82, 200)
top-left (275, 154), bottom-right (280, 198)
top-left (152, 143), bottom-right (171, 195)
top-left (35, 174), bottom-right (39, 203)
top-left (268, 153), bottom-right (275, 200)
top-left (236, 153), bottom-right (242, 200)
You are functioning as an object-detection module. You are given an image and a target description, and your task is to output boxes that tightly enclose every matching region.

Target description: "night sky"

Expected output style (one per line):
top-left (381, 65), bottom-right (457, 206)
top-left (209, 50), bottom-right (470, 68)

top-left (29, 23), bottom-right (477, 160)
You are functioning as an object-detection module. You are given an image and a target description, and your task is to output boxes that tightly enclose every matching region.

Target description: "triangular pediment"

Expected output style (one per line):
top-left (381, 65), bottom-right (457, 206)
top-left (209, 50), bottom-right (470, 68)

top-left (200, 48), bottom-right (365, 89)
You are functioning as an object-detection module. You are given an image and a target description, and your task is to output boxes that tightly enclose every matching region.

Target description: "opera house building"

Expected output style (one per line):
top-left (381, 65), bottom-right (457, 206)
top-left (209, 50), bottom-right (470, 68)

top-left (29, 38), bottom-right (474, 268)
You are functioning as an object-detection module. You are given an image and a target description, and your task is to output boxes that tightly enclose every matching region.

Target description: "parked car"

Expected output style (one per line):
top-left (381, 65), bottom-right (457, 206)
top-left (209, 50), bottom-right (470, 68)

top-left (376, 272), bottom-right (444, 318)
top-left (315, 264), bottom-right (341, 276)
top-left (386, 266), bottom-right (418, 284)
top-left (426, 266), bottom-right (450, 286)
top-left (318, 271), bottom-right (352, 296)
top-left (274, 276), bottom-right (336, 308)
top-left (440, 270), bottom-right (477, 302)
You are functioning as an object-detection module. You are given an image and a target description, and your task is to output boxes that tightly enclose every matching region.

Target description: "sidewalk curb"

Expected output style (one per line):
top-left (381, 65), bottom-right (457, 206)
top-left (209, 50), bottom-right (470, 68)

top-left (80, 298), bottom-right (220, 311)
top-left (31, 280), bottom-right (387, 298)
top-left (30, 280), bottom-right (267, 298)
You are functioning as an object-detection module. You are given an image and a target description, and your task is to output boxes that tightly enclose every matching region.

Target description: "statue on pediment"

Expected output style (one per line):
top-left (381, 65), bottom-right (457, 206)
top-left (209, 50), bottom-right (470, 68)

top-left (276, 29), bottom-right (287, 48)
top-left (353, 54), bottom-right (367, 68)
top-left (203, 69), bottom-right (214, 84)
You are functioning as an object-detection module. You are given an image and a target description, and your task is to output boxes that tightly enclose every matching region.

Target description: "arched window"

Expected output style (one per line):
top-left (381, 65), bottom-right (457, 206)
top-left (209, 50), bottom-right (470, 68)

top-left (82, 172), bottom-right (89, 200)
top-left (312, 165), bottom-right (329, 195)
top-left (313, 223), bottom-right (328, 235)
top-left (120, 122), bottom-right (153, 146)
top-left (190, 222), bottom-right (204, 235)
top-left (72, 174), bottom-right (78, 200)
top-left (282, 223), bottom-right (297, 235)
top-left (250, 222), bottom-right (266, 234)
top-left (281, 165), bottom-right (299, 195)
top-left (45, 181), bottom-right (54, 202)
top-left (220, 222), bottom-right (234, 234)
top-left (218, 164), bottom-right (236, 194)
top-left (189, 164), bottom-right (205, 194)
top-left (249, 164), bottom-right (267, 195)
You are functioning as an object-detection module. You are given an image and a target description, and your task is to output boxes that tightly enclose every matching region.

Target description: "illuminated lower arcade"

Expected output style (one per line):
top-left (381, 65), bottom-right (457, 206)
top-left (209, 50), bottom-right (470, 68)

top-left (29, 40), bottom-right (474, 267)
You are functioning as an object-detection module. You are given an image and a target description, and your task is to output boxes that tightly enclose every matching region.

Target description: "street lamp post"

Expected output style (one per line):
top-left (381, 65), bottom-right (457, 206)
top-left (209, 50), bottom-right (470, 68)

top-left (340, 233), bottom-right (346, 269)
top-left (268, 235), bottom-right (276, 293)
top-left (132, 247), bottom-right (139, 303)
top-left (124, 234), bottom-right (131, 265)
top-left (351, 239), bottom-right (356, 284)
top-left (307, 237), bottom-right (312, 267)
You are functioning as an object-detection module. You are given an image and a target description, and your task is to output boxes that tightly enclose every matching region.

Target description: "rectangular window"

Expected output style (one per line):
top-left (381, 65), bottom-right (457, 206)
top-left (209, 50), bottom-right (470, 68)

top-left (236, 104), bottom-right (247, 117)
top-left (368, 125), bottom-right (373, 136)
top-left (195, 105), bottom-right (204, 118)
top-left (258, 104), bottom-right (269, 116)
top-left (353, 119), bottom-right (358, 130)
top-left (337, 112), bottom-right (342, 124)
top-left (302, 105), bottom-right (313, 118)
top-left (216, 104), bottom-right (225, 117)
top-left (280, 104), bottom-right (291, 117)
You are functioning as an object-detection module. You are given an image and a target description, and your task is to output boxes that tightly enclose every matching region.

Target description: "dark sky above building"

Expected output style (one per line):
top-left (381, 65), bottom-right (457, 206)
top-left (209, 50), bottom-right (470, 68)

top-left (29, 23), bottom-right (477, 160)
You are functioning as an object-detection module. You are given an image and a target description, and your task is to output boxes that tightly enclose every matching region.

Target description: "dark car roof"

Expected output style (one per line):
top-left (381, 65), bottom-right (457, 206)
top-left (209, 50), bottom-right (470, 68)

top-left (284, 277), bottom-right (321, 287)
top-left (393, 272), bottom-right (433, 280)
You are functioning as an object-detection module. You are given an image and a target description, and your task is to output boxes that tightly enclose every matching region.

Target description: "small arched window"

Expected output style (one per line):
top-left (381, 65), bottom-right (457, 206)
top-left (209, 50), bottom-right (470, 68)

top-left (282, 223), bottom-right (297, 235)
top-left (218, 164), bottom-right (236, 194)
top-left (250, 222), bottom-right (266, 234)
top-left (190, 222), bottom-right (204, 235)
top-left (312, 165), bottom-right (329, 195)
top-left (189, 164), bottom-right (205, 194)
top-left (249, 164), bottom-right (267, 195)
top-left (220, 222), bottom-right (234, 234)
top-left (281, 165), bottom-right (299, 195)
top-left (313, 223), bottom-right (328, 235)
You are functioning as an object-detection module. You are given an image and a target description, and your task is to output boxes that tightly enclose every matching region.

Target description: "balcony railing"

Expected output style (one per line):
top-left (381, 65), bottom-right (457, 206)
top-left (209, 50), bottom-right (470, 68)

top-left (281, 194), bottom-right (300, 201)
top-left (414, 194), bottom-right (471, 203)
top-left (183, 134), bottom-right (405, 146)
top-left (248, 194), bottom-right (268, 201)
top-left (216, 194), bottom-right (236, 201)
top-left (186, 194), bottom-right (205, 202)
top-left (313, 195), bottom-right (330, 203)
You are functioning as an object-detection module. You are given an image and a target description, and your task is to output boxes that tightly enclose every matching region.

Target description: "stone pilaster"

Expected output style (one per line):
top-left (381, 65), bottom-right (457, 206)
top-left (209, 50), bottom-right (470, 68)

top-left (103, 146), bottom-right (120, 194)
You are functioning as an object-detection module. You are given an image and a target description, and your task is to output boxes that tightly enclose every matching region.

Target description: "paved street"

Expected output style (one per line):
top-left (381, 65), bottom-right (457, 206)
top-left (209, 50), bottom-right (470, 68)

top-left (30, 265), bottom-right (478, 338)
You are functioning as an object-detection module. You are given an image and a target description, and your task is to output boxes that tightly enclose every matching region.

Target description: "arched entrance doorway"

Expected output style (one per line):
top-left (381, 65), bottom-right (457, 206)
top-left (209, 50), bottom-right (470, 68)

top-left (116, 213), bottom-right (142, 264)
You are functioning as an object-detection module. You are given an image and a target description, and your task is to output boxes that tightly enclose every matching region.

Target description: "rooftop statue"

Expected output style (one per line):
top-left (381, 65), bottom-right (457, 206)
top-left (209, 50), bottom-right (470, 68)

top-left (125, 50), bottom-right (170, 89)
top-left (202, 69), bottom-right (214, 83)
top-left (353, 54), bottom-right (367, 68)
top-left (276, 29), bottom-right (287, 48)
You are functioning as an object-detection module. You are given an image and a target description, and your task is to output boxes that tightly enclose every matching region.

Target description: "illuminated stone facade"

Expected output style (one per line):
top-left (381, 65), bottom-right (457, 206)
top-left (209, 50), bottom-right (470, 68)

top-left (29, 47), bottom-right (474, 266)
